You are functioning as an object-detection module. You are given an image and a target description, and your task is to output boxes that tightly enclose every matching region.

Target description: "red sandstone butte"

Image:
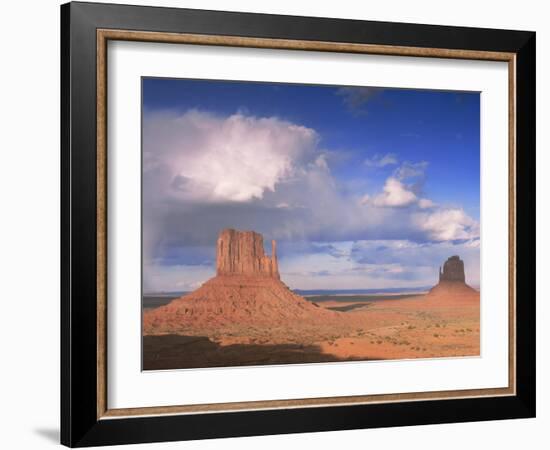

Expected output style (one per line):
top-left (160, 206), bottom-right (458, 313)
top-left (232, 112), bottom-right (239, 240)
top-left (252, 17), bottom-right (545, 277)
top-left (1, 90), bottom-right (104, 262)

top-left (428, 255), bottom-right (477, 297)
top-left (216, 229), bottom-right (279, 278)
top-left (143, 229), bottom-right (338, 336)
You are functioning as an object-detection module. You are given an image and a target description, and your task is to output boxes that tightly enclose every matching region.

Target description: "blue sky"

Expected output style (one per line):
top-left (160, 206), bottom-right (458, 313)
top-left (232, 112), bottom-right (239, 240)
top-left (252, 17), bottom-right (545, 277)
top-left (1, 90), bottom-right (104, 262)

top-left (142, 78), bottom-right (480, 292)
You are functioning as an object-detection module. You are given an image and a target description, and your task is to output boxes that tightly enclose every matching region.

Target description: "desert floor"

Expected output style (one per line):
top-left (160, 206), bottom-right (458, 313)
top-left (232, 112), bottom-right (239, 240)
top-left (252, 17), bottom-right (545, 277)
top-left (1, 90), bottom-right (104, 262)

top-left (142, 289), bottom-right (480, 370)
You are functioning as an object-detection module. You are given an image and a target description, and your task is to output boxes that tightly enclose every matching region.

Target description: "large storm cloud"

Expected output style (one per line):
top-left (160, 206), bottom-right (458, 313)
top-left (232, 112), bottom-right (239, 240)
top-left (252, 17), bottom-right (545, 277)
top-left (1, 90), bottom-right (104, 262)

top-left (142, 110), bottom-right (479, 291)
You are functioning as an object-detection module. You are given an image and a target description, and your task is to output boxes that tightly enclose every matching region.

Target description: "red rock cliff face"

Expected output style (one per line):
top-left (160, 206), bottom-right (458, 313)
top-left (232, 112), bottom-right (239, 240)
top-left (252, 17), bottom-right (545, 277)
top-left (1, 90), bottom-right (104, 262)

top-left (438, 255), bottom-right (466, 283)
top-left (216, 228), bottom-right (279, 278)
top-left (429, 255), bottom-right (476, 296)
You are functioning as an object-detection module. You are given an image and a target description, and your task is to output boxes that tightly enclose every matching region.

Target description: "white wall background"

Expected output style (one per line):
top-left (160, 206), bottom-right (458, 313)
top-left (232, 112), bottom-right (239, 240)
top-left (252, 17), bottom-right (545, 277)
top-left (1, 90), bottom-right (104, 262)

top-left (0, 0), bottom-right (546, 449)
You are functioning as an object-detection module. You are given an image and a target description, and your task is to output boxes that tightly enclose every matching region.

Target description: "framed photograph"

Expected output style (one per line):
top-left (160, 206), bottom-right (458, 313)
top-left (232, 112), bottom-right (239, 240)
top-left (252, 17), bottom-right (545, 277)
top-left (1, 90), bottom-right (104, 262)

top-left (61, 1), bottom-right (536, 447)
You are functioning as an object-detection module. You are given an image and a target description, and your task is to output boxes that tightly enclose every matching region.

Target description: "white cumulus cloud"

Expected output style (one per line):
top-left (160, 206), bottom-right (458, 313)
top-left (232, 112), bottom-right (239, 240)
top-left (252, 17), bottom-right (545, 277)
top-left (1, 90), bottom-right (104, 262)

top-left (144, 110), bottom-right (318, 202)
top-left (370, 177), bottom-right (418, 207)
top-left (413, 208), bottom-right (479, 241)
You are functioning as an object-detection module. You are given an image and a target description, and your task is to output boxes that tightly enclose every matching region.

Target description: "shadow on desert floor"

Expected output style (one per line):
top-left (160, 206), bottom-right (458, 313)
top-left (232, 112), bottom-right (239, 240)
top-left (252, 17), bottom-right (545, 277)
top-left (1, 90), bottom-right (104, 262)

top-left (143, 334), bottom-right (375, 370)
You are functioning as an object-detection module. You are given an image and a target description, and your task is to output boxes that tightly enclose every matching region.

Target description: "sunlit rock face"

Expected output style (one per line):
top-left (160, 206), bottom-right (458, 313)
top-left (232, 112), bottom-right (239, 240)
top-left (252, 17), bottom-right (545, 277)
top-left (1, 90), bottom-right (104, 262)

top-left (216, 228), bottom-right (279, 279)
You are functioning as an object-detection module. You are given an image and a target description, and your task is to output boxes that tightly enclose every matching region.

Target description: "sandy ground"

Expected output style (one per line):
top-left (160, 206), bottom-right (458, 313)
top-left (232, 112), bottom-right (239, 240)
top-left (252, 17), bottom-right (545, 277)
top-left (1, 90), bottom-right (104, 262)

top-left (318, 295), bottom-right (479, 360)
top-left (143, 285), bottom-right (480, 370)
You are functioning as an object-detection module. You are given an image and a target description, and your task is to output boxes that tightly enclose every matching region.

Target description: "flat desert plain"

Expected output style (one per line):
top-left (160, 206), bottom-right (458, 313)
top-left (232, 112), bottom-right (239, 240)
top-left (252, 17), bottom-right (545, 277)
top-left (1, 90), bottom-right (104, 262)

top-left (143, 280), bottom-right (479, 370)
